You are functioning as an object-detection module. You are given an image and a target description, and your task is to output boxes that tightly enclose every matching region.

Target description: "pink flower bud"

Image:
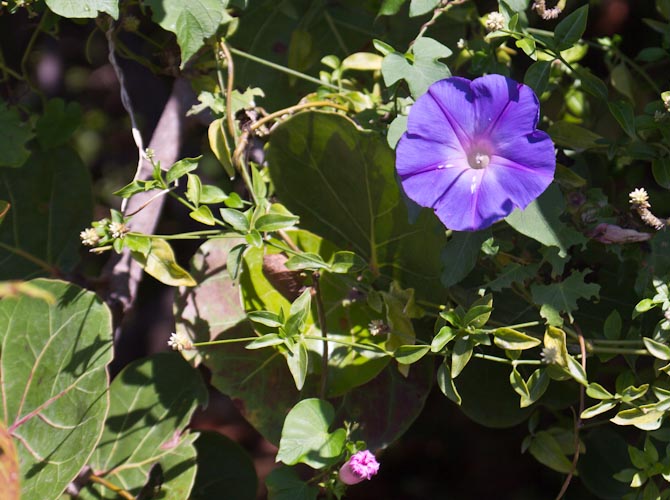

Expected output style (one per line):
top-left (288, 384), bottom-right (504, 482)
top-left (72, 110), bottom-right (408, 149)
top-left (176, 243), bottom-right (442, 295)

top-left (338, 450), bottom-right (380, 485)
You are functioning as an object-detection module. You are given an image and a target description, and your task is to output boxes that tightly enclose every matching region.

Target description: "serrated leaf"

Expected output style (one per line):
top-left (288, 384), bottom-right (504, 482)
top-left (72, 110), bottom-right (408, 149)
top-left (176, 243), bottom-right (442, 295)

top-left (82, 353), bottom-right (206, 500)
top-left (493, 328), bottom-right (541, 350)
top-left (531, 270), bottom-right (600, 325)
top-left (506, 185), bottom-right (586, 258)
top-left (131, 238), bottom-right (197, 287)
top-left (145, 0), bottom-right (231, 66)
top-left (0, 279), bottom-right (113, 500)
top-left (45, 0), bottom-right (118, 18)
top-left (486, 262), bottom-right (540, 292)
top-left (35, 98), bottom-right (81, 149)
top-left (277, 399), bottom-right (346, 468)
top-left (382, 37), bottom-right (451, 98)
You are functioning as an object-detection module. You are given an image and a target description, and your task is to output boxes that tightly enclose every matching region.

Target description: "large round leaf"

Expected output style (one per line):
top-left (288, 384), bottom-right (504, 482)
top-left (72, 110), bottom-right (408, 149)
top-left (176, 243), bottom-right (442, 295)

top-left (266, 111), bottom-right (448, 301)
top-left (0, 147), bottom-right (93, 280)
top-left (0, 279), bottom-right (113, 500)
top-left (80, 352), bottom-right (207, 500)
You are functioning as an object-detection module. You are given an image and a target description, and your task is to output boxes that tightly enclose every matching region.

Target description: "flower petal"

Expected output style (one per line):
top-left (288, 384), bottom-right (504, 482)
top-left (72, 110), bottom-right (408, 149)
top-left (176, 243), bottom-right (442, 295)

top-left (471, 75), bottom-right (539, 138)
top-left (399, 162), bottom-right (470, 215)
top-left (494, 130), bottom-right (556, 179)
top-left (423, 77), bottom-right (476, 149)
top-left (406, 88), bottom-right (468, 154)
top-left (396, 133), bottom-right (467, 178)
top-left (432, 168), bottom-right (488, 231)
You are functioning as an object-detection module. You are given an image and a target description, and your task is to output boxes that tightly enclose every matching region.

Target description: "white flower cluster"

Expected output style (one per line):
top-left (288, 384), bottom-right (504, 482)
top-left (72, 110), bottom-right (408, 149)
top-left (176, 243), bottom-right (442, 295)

top-left (485, 12), bottom-right (505, 32)
top-left (167, 332), bottom-right (194, 351)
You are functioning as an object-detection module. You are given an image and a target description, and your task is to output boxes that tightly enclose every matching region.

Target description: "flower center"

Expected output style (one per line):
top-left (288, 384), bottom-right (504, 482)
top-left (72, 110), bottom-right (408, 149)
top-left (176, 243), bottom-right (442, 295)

top-left (468, 151), bottom-right (490, 170)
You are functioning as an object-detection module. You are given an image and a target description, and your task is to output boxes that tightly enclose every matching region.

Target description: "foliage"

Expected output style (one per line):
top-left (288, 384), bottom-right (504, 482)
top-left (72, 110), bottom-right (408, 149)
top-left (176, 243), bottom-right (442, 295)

top-left (2, 0), bottom-right (670, 498)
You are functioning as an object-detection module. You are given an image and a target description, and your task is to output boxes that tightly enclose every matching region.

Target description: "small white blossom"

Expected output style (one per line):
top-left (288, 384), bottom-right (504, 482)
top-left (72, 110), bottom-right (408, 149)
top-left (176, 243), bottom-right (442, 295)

top-left (368, 320), bottom-right (388, 336)
top-left (663, 93), bottom-right (670, 110)
top-left (629, 188), bottom-right (650, 207)
top-left (457, 38), bottom-right (467, 49)
top-left (540, 346), bottom-right (559, 364)
top-left (167, 332), bottom-right (194, 351)
top-left (80, 228), bottom-right (100, 247)
top-left (485, 12), bottom-right (506, 32)
top-left (108, 221), bottom-right (129, 239)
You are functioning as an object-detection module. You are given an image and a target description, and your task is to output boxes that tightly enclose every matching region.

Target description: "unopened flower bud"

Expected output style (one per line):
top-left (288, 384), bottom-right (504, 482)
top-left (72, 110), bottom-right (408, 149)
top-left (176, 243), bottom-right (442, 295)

top-left (339, 450), bottom-right (380, 485)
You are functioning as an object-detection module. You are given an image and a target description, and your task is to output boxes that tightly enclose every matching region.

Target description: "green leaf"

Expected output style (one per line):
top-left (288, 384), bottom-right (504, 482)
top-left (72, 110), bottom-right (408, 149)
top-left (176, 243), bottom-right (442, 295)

top-left (521, 369), bottom-right (550, 408)
top-left (506, 184), bottom-right (586, 258)
top-left (330, 251), bottom-right (366, 274)
top-left (437, 361), bottom-right (461, 405)
top-left (510, 367), bottom-right (530, 399)
top-left (652, 157), bottom-right (670, 190)
top-left (245, 333), bottom-right (284, 349)
top-left (113, 179), bottom-right (160, 198)
top-left (200, 184), bottom-right (229, 204)
top-left (441, 230), bottom-right (490, 287)
top-left (190, 205), bottom-right (216, 225)
top-left (486, 262), bottom-right (540, 292)
top-left (524, 60), bottom-right (552, 96)
top-left (0, 279), bottom-right (113, 500)
top-left (463, 294), bottom-right (493, 328)
top-left (610, 63), bottom-right (635, 102)
top-left (186, 173), bottom-right (202, 206)
top-left (609, 100), bottom-right (637, 138)
top-left (575, 67), bottom-right (609, 100)
top-left (587, 383), bottom-right (614, 400)
top-left (543, 326), bottom-right (569, 368)
top-left (581, 400), bottom-right (617, 419)
top-left (548, 121), bottom-right (604, 151)
top-left (604, 310), bottom-right (622, 340)
top-left (382, 37), bottom-right (452, 98)
top-left (131, 238), bottom-right (197, 287)
top-left (208, 118), bottom-right (235, 179)
top-left (0, 100), bottom-right (32, 168)
top-left (553, 5), bottom-right (588, 50)
top-left (166, 156), bottom-right (201, 184)
top-left (227, 243), bottom-right (246, 280)
top-left (566, 355), bottom-right (588, 385)
top-left (431, 325), bottom-right (457, 352)
top-left (145, 0), bottom-right (231, 66)
top-left (250, 164), bottom-right (267, 201)
top-left (395, 344), bottom-right (430, 365)
top-left (266, 466), bottom-right (318, 500)
top-left (0, 147), bottom-right (92, 279)
top-left (277, 399), bottom-right (346, 468)
top-left (82, 353), bottom-right (206, 500)
top-left (493, 328), bottom-right (541, 350)
top-left (643, 337), bottom-right (670, 360)
top-left (409, 0), bottom-right (439, 17)
top-left (531, 270), bottom-right (600, 325)
top-left (255, 213), bottom-right (300, 232)
top-left (611, 407), bottom-right (664, 430)
top-left (45, 0), bottom-right (118, 18)
top-left (529, 431), bottom-right (575, 474)
top-left (191, 431), bottom-right (257, 500)
top-left (248, 310), bottom-right (284, 328)
top-left (220, 208), bottom-right (250, 232)
top-left (266, 112), bottom-right (448, 300)
top-left (284, 252), bottom-right (330, 271)
top-left (0, 420), bottom-right (19, 500)
top-left (35, 98), bottom-right (81, 149)
top-left (451, 338), bottom-right (473, 378)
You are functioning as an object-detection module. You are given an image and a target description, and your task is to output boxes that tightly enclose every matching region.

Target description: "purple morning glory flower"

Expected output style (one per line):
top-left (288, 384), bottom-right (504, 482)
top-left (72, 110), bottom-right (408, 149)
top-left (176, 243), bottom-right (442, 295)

top-left (396, 75), bottom-right (556, 232)
top-left (338, 450), bottom-right (380, 485)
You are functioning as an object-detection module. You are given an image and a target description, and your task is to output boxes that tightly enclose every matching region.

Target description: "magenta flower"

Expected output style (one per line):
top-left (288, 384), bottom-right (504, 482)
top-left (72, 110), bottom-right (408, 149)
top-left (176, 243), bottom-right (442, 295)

top-left (338, 450), bottom-right (380, 485)
top-left (396, 75), bottom-right (556, 231)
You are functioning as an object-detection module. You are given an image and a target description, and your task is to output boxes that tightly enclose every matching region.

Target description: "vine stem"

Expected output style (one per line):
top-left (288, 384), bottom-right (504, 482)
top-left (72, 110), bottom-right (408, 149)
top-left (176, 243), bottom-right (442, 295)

top-left (228, 47), bottom-right (340, 91)
top-left (249, 100), bottom-right (350, 133)
top-left (312, 272), bottom-right (329, 399)
top-left (192, 337), bottom-right (260, 348)
top-left (88, 475), bottom-right (134, 500)
top-left (0, 242), bottom-right (60, 276)
top-left (555, 323), bottom-right (586, 500)
top-left (472, 353), bottom-right (542, 366)
top-left (218, 41), bottom-right (237, 141)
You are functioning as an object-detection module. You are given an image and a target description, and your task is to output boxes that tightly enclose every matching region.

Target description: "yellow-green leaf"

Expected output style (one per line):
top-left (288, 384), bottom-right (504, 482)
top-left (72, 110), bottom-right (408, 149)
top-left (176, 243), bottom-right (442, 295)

top-left (132, 238), bottom-right (197, 286)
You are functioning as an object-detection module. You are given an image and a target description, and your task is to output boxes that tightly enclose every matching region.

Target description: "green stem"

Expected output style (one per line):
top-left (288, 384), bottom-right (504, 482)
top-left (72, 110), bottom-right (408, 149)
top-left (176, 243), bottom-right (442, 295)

top-left (472, 353), bottom-right (543, 366)
top-left (128, 230), bottom-right (226, 240)
top-left (484, 321), bottom-right (542, 332)
top-left (589, 347), bottom-right (650, 356)
top-left (312, 272), bottom-right (329, 399)
top-left (590, 339), bottom-right (645, 346)
top-left (229, 47), bottom-right (340, 91)
top-left (303, 335), bottom-right (390, 354)
top-left (193, 337), bottom-right (259, 347)
top-left (324, 10), bottom-right (349, 55)
top-left (166, 192), bottom-right (230, 229)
